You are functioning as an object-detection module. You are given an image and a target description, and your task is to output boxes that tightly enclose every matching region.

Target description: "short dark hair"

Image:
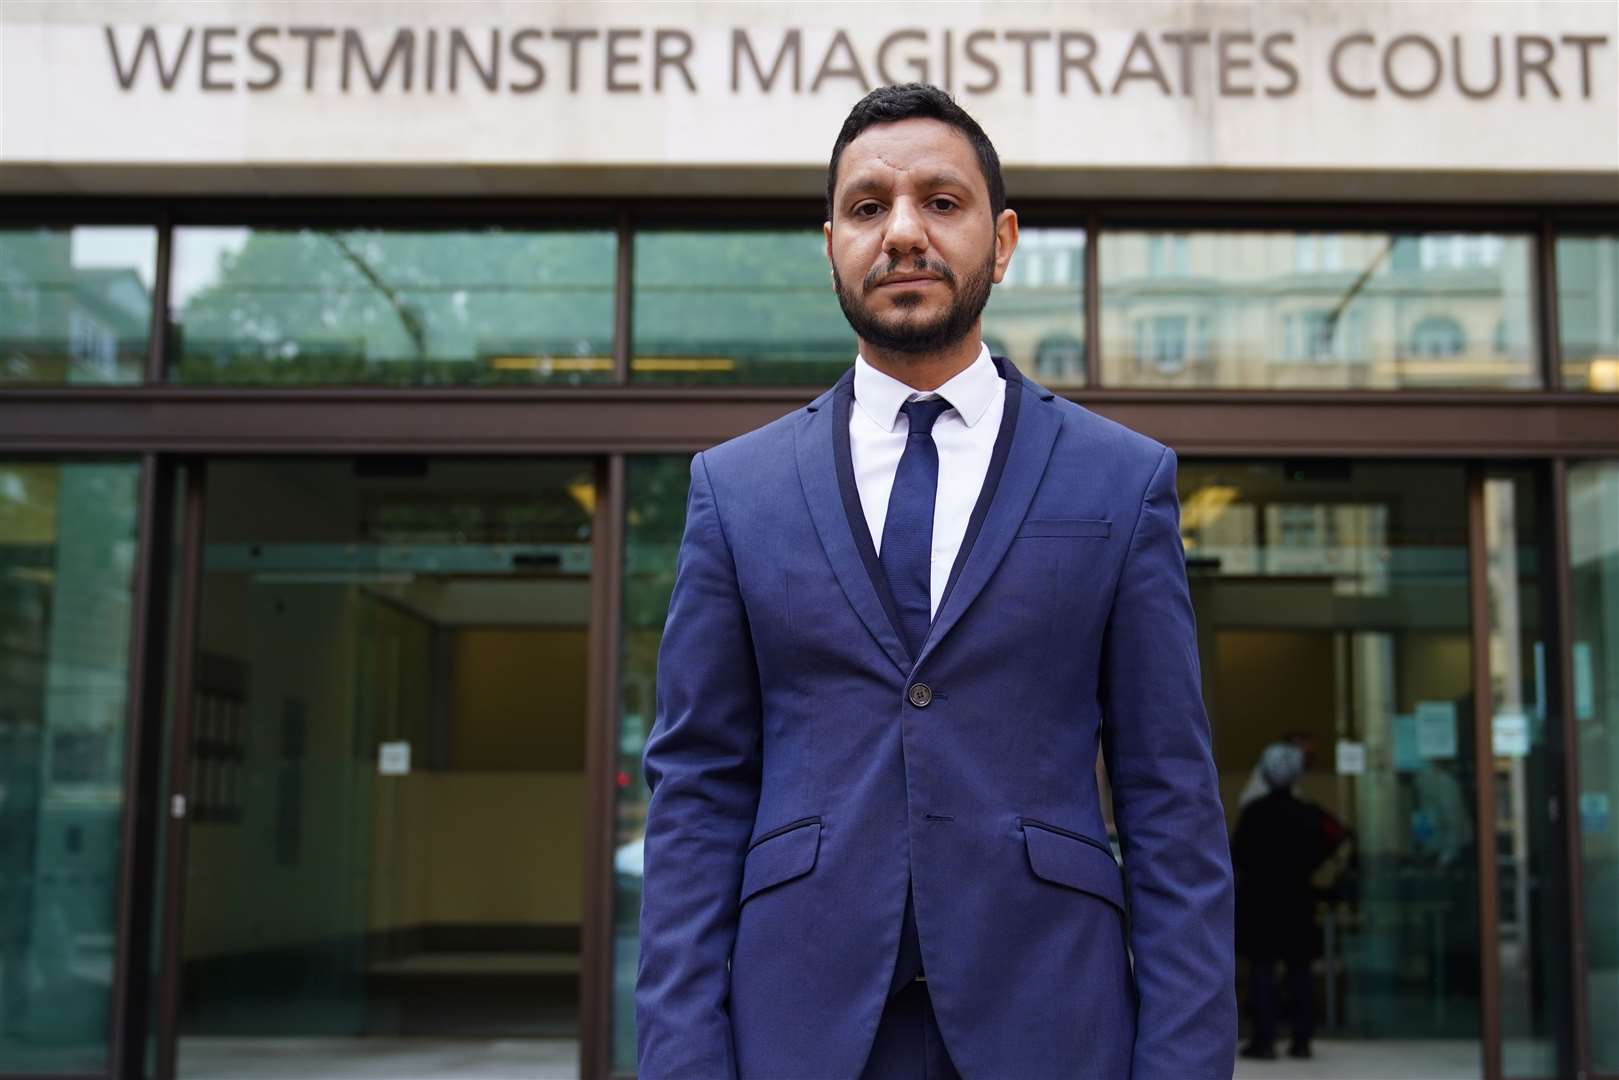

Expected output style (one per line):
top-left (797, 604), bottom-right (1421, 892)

top-left (825, 83), bottom-right (1007, 222)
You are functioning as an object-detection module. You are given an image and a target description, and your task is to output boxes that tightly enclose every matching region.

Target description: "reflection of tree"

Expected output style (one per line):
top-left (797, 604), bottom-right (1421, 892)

top-left (324, 234), bottom-right (427, 361)
top-left (174, 229), bottom-right (617, 385)
top-left (633, 231), bottom-right (852, 385)
top-left (622, 456), bottom-right (692, 631)
top-left (616, 456), bottom-right (693, 835)
top-left (169, 226), bottom-right (1086, 387)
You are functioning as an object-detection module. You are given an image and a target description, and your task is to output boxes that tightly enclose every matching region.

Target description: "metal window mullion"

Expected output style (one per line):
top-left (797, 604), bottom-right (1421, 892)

top-left (145, 212), bottom-right (174, 384)
top-left (1538, 215), bottom-right (1564, 392)
top-left (1085, 214), bottom-right (1102, 389)
top-left (614, 211), bottom-right (634, 385)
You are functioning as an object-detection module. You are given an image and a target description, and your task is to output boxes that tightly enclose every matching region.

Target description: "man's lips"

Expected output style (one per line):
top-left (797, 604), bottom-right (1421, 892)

top-left (875, 275), bottom-right (943, 289)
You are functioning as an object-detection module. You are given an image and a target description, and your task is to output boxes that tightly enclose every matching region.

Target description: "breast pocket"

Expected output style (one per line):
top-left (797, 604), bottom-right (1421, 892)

top-left (1016, 518), bottom-right (1111, 539)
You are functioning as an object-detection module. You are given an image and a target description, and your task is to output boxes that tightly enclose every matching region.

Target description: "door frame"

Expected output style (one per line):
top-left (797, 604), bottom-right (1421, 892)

top-left (151, 462), bottom-right (202, 1080)
top-left (147, 453), bottom-right (623, 1080)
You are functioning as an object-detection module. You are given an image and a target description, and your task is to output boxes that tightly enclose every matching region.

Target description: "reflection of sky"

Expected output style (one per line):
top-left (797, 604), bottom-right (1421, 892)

top-left (170, 228), bottom-right (250, 309)
top-left (69, 227), bottom-right (158, 289)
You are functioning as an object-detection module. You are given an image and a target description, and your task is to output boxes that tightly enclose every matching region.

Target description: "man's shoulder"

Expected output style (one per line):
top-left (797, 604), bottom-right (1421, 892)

top-left (695, 383), bottom-right (834, 494)
top-left (1037, 385), bottom-right (1169, 469)
top-left (701, 381), bottom-right (836, 470)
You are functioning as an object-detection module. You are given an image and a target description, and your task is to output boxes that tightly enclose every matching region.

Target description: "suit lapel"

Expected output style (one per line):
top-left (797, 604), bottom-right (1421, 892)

top-left (794, 371), bottom-right (912, 675)
top-left (915, 358), bottom-right (1062, 670)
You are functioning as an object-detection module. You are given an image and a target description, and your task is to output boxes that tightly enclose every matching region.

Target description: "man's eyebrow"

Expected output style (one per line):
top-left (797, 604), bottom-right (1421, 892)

top-left (918, 171), bottom-right (973, 192)
top-left (839, 171), bottom-right (975, 204)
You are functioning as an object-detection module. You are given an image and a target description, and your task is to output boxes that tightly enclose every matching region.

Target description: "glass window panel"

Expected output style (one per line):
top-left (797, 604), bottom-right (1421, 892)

top-left (1556, 233), bottom-right (1619, 391)
top-left (0, 227), bottom-right (157, 384)
top-left (0, 459), bottom-right (141, 1072)
top-left (983, 227), bottom-right (1086, 386)
top-left (1570, 460), bottom-right (1619, 1071)
top-left (169, 229), bottom-right (615, 385)
top-left (1100, 231), bottom-right (1538, 390)
top-left (631, 230), bottom-right (848, 384)
top-left (611, 455), bottom-right (692, 1072)
top-left (632, 228), bottom-right (1083, 386)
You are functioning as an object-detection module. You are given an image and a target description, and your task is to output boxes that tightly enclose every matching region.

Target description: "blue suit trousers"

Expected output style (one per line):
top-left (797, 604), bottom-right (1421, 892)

top-left (859, 978), bottom-right (961, 1080)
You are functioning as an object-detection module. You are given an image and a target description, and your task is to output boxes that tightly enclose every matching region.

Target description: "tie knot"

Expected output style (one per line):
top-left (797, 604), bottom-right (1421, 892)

top-left (901, 396), bottom-right (952, 436)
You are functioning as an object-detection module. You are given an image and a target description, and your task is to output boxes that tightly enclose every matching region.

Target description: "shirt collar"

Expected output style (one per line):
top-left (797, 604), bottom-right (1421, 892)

top-left (852, 342), bottom-right (998, 433)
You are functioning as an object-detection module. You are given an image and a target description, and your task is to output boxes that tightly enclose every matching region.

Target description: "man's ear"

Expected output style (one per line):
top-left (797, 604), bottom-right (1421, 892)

top-left (992, 209), bottom-right (1020, 285)
top-left (824, 220), bottom-right (835, 280)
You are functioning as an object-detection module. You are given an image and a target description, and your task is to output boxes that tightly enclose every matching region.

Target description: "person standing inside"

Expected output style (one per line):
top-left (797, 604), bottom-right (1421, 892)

top-left (1233, 742), bottom-right (1348, 1061)
top-left (636, 83), bottom-right (1235, 1079)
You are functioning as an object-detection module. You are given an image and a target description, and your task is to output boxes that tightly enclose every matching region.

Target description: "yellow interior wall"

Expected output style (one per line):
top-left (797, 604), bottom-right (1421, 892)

top-left (369, 772), bottom-right (585, 929)
top-left (1398, 632), bottom-right (1473, 711)
top-left (369, 625), bottom-right (589, 931)
top-left (0, 464), bottom-right (59, 543)
top-left (1212, 630), bottom-right (1337, 829)
top-left (452, 628), bottom-right (587, 772)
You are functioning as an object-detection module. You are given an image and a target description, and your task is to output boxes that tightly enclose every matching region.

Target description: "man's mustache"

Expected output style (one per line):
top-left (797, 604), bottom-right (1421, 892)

top-left (862, 256), bottom-right (957, 293)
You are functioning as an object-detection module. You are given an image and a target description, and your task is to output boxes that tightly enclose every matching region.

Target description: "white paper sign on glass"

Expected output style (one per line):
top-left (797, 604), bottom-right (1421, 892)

top-left (378, 740), bottom-right (412, 776)
top-left (1415, 701), bottom-right (1459, 759)
top-left (1336, 740), bottom-right (1367, 775)
top-left (1492, 711), bottom-right (1530, 757)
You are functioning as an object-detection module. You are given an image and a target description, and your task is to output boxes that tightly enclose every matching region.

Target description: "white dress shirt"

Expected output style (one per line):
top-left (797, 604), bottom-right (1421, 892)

top-left (849, 342), bottom-right (1005, 619)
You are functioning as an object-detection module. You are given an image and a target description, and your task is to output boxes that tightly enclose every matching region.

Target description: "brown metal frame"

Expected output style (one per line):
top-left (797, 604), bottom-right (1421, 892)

top-left (1468, 467), bottom-right (1505, 1080)
top-left (3, 194), bottom-right (1616, 1080)
top-left (1551, 460), bottom-right (1595, 1080)
top-left (1083, 211), bottom-right (1101, 385)
top-left (153, 464), bottom-right (206, 1080)
top-left (3, 386), bottom-right (1617, 459)
top-left (580, 454), bottom-right (627, 1080)
top-left (1537, 216), bottom-right (1565, 393)
top-left (614, 213), bottom-right (635, 385)
top-left (144, 219), bottom-right (173, 384)
top-left (110, 455), bottom-right (177, 1080)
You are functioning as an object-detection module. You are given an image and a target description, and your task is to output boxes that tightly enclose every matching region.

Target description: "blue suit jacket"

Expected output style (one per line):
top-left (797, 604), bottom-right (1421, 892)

top-left (637, 358), bottom-right (1236, 1079)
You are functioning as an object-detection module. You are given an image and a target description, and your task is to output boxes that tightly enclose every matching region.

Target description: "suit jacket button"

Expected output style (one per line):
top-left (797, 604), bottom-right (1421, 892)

top-left (908, 683), bottom-right (933, 708)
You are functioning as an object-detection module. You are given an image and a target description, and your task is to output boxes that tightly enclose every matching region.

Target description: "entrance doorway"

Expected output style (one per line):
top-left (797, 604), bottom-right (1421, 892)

top-left (1180, 461), bottom-right (1564, 1078)
top-left (164, 458), bottom-right (598, 1080)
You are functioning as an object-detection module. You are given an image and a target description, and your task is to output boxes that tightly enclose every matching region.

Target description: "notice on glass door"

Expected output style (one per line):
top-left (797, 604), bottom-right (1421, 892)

top-left (1414, 701), bottom-right (1458, 760)
top-left (378, 740), bottom-right (412, 775)
top-left (1492, 711), bottom-right (1530, 757)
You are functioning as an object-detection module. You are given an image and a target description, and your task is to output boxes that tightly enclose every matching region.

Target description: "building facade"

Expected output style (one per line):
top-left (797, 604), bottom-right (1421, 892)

top-left (1, 2), bottom-right (1617, 1078)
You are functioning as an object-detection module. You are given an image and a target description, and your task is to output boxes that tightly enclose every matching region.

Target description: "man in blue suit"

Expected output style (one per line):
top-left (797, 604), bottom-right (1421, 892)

top-left (637, 84), bottom-right (1235, 1079)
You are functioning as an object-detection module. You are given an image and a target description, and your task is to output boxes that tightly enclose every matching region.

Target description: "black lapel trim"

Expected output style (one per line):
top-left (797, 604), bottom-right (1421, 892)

top-left (934, 356), bottom-right (1022, 623)
top-left (833, 378), bottom-right (910, 664)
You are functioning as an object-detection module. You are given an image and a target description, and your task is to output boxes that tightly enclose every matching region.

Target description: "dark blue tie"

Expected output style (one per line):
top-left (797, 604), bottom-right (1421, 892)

top-left (879, 396), bottom-right (952, 661)
top-left (881, 400), bottom-right (951, 997)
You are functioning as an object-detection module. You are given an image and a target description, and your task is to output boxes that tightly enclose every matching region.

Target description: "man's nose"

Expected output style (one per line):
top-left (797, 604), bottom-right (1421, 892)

top-left (882, 197), bottom-right (928, 259)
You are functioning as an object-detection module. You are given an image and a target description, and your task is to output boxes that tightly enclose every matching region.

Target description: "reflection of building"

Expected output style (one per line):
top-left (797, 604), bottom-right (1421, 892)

top-left (0, 234), bottom-right (152, 382)
top-left (1, 2), bottom-right (1618, 1080)
top-left (1100, 232), bottom-right (1538, 389)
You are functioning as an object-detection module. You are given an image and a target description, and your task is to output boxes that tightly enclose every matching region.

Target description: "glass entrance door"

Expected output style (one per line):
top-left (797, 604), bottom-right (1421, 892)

top-left (167, 457), bottom-right (597, 1080)
top-left (1186, 461), bottom-right (1486, 1074)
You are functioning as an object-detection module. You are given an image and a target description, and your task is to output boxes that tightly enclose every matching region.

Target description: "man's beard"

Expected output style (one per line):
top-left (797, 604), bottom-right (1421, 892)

top-left (833, 249), bottom-right (995, 355)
